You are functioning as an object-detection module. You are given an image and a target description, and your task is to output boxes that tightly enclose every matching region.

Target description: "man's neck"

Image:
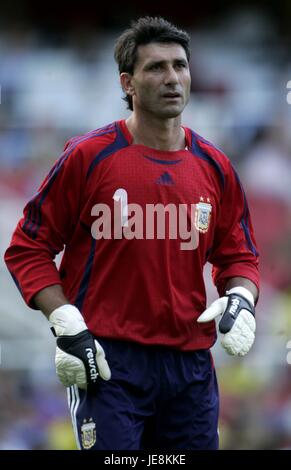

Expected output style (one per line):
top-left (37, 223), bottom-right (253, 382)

top-left (126, 113), bottom-right (185, 151)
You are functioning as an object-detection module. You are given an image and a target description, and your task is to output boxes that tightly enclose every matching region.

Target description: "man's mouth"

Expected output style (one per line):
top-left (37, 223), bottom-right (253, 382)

top-left (162, 92), bottom-right (181, 99)
top-left (163, 91), bottom-right (181, 98)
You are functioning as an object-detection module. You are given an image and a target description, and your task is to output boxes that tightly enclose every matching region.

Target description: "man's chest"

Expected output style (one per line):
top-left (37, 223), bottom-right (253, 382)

top-left (85, 151), bottom-right (220, 208)
top-left (80, 151), bottom-right (222, 244)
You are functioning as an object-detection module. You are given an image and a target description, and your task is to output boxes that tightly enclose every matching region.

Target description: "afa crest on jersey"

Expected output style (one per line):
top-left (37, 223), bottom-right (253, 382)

top-left (81, 418), bottom-right (96, 449)
top-left (195, 199), bottom-right (212, 233)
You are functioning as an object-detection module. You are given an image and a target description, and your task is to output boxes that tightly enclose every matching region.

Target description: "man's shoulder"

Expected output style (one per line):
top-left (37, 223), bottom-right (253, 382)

top-left (186, 126), bottom-right (230, 168)
top-left (64, 122), bottom-right (119, 154)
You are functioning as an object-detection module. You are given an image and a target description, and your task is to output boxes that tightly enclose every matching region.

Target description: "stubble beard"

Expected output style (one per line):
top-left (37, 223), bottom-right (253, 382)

top-left (147, 100), bottom-right (185, 120)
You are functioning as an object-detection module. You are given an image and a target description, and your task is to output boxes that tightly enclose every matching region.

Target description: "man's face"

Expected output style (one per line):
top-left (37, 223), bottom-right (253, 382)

top-left (129, 42), bottom-right (191, 118)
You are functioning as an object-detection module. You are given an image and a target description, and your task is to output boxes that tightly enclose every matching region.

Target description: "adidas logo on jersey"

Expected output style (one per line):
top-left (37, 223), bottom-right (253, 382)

top-left (156, 172), bottom-right (174, 185)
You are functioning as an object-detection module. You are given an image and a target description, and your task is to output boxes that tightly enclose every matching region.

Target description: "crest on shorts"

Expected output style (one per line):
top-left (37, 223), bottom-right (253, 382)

top-left (81, 418), bottom-right (96, 449)
top-left (195, 198), bottom-right (212, 233)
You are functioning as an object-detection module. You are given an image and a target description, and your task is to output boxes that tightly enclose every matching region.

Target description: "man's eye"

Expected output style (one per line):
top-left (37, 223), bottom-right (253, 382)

top-left (150, 64), bottom-right (162, 70)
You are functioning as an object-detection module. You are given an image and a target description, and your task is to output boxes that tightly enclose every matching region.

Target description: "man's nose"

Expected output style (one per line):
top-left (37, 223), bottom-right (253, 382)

top-left (164, 67), bottom-right (179, 85)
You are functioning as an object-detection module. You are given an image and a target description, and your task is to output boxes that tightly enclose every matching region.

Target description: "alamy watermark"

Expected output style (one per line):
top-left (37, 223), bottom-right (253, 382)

top-left (90, 188), bottom-right (212, 250)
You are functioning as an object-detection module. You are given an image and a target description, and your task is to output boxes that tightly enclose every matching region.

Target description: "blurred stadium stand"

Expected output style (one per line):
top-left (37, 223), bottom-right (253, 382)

top-left (0, 1), bottom-right (291, 449)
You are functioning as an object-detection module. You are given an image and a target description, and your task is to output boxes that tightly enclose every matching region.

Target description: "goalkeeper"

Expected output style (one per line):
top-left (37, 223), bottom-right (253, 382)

top-left (4, 16), bottom-right (259, 450)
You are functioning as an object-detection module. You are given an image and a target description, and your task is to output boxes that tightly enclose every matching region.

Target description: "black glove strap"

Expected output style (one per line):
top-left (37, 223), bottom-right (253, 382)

top-left (219, 293), bottom-right (255, 334)
top-left (56, 330), bottom-right (99, 389)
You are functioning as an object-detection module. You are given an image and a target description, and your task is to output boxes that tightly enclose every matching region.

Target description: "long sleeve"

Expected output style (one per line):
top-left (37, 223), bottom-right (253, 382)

top-left (4, 141), bottom-right (84, 308)
top-left (209, 160), bottom-right (259, 296)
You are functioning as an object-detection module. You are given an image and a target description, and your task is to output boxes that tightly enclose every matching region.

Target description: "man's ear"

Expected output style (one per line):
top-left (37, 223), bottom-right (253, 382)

top-left (120, 72), bottom-right (135, 97)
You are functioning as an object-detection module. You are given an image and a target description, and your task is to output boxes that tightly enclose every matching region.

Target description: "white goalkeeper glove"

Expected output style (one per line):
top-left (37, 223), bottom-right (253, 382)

top-left (49, 304), bottom-right (111, 390)
top-left (197, 286), bottom-right (256, 356)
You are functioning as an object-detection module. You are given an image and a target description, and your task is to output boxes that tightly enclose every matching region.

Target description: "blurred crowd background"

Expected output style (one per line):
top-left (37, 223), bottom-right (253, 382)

top-left (0, 0), bottom-right (291, 450)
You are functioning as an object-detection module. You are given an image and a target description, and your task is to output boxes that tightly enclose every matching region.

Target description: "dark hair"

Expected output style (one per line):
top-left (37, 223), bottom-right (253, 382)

top-left (114, 16), bottom-right (191, 111)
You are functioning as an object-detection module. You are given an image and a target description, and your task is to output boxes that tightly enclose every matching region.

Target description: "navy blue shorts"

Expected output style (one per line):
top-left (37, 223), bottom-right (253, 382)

top-left (67, 338), bottom-right (219, 450)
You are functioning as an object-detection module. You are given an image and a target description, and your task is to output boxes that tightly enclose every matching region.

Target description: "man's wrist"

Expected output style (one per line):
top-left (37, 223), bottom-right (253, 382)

top-left (33, 285), bottom-right (70, 318)
top-left (225, 277), bottom-right (258, 303)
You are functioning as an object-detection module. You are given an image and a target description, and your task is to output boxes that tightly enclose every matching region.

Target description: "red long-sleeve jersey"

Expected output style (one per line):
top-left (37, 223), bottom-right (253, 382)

top-left (4, 120), bottom-right (259, 350)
